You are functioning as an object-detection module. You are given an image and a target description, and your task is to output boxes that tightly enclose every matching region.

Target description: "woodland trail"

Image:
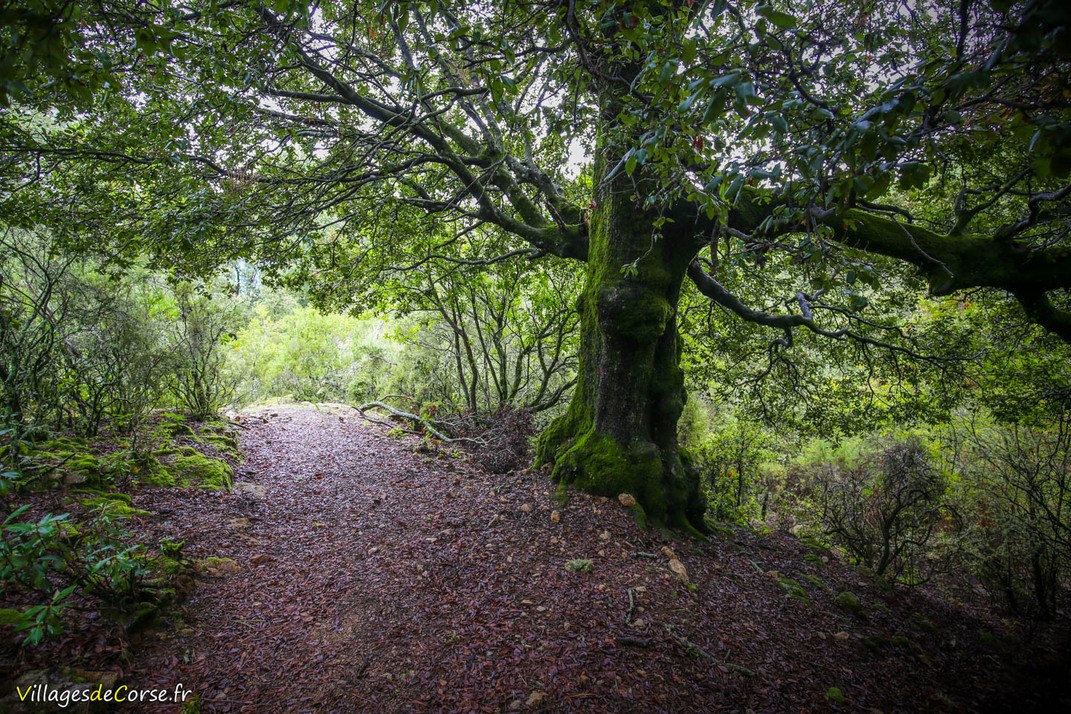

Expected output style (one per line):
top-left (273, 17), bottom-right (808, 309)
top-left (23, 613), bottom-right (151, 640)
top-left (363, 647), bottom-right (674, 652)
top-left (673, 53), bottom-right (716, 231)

top-left (116, 405), bottom-right (1059, 713)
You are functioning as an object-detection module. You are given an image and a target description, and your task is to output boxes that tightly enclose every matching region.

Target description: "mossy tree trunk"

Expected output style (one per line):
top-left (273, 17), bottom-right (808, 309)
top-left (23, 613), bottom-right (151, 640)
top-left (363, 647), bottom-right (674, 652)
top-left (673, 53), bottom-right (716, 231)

top-left (536, 120), bottom-right (707, 533)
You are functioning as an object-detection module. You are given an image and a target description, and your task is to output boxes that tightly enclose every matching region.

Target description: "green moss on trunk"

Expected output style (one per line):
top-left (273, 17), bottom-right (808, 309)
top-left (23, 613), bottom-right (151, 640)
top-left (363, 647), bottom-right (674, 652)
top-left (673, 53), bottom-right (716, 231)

top-left (536, 112), bottom-right (706, 533)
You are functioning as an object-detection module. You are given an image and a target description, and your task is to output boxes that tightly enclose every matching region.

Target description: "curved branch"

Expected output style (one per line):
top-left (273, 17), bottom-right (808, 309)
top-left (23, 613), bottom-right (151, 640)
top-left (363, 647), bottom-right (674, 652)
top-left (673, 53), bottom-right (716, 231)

top-left (258, 8), bottom-right (588, 262)
top-left (673, 187), bottom-right (1071, 343)
top-left (686, 260), bottom-right (949, 361)
top-left (1015, 291), bottom-right (1071, 343)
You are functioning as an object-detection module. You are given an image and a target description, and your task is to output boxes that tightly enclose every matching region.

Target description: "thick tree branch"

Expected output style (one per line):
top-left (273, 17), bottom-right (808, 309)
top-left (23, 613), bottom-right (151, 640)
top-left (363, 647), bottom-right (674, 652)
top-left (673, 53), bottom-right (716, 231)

top-left (1015, 291), bottom-right (1071, 343)
top-left (673, 187), bottom-right (1071, 342)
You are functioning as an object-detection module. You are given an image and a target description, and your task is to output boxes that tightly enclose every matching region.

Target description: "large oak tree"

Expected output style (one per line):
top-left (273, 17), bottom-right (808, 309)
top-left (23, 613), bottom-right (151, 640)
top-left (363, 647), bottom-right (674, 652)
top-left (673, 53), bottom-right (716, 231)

top-left (2, 0), bottom-right (1069, 530)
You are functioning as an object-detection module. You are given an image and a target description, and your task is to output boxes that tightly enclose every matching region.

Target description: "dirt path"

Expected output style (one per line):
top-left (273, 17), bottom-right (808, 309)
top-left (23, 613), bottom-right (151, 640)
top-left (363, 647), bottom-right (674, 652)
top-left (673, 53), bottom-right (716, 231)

top-left (116, 405), bottom-right (1061, 713)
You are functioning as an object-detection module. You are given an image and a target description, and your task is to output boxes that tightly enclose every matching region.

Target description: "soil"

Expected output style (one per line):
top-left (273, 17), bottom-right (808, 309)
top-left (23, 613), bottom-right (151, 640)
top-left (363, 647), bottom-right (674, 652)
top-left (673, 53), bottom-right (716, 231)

top-left (4, 404), bottom-right (1070, 712)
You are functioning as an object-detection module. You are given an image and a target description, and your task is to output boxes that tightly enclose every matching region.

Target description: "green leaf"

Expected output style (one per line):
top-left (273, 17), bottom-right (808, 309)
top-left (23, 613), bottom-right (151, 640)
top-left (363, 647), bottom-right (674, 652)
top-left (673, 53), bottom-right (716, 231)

top-left (681, 39), bottom-right (698, 64)
top-left (897, 162), bottom-right (931, 190)
top-left (865, 172), bottom-right (891, 199)
top-left (766, 11), bottom-right (798, 29)
top-left (659, 60), bottom-right (677, 84)
top-left (678, 91), bottom-right (701, 113)
top-left (709, 73), bottom-right (740, 89)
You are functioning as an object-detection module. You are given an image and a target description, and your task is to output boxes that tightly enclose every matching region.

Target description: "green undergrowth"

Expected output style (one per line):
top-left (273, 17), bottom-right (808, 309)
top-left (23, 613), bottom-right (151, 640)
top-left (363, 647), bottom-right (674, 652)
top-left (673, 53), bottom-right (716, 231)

top-left (1, 412), bottom-right (238, 646)
top-left (22, 413), bottom-right (239, 493)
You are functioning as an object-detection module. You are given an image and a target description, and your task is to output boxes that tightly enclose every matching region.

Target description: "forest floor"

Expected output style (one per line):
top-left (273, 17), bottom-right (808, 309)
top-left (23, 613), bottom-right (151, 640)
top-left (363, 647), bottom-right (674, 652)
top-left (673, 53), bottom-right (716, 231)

top-left (5, 404), bottom-right (1071, 713)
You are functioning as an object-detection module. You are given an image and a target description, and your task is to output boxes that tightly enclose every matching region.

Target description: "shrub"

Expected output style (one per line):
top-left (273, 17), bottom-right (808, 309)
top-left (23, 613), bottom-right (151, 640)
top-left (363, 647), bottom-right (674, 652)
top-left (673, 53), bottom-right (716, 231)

top-left (679, 396), bottom-right (776, 525)
top-left (949, 421), bottom-right (1071, 617)
top-left (0, 505), bottom-right (149, 644)
top-left (790, 436), bottom-right (952, 584)
top-left (169, 283), bottom-right (239, 420)
top-left (471, 406), bottom-right (535, 474)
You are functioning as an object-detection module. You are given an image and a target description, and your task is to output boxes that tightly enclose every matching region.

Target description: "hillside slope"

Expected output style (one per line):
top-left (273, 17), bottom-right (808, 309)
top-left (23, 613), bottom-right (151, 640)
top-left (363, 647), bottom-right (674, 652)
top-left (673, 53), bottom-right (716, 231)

top-left (6, 405), bottom-right (1068, 712)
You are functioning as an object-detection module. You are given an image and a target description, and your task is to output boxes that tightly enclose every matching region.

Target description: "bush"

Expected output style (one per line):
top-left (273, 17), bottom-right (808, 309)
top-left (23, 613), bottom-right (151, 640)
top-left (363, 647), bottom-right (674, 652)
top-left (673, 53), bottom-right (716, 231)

top-left (0, 505), bottom-right (149, 644)
top-left (789, 436), bottom-right (953, 584)
top-left (227, 304), bottom-right (401, 405)
top-left (949, 421), bottom-right (1071, 617)
top-left (471, 406), bottom-right (535, 474)
top-left (169, 283), bottom-right (239, 419)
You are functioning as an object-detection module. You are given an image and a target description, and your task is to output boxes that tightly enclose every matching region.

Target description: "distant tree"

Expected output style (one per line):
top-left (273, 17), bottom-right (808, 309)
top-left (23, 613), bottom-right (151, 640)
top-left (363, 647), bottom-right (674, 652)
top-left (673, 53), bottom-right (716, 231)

top-left (386, 232), bottom-right (580, 415)
top-left (2, 0), bottom-right (1070, 529)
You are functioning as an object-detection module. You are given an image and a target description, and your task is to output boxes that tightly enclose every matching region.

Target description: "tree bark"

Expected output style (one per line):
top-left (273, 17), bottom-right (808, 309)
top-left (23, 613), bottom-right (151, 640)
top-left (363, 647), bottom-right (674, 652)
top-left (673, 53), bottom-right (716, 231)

top-left (535, 123), bottom-right (706, 533)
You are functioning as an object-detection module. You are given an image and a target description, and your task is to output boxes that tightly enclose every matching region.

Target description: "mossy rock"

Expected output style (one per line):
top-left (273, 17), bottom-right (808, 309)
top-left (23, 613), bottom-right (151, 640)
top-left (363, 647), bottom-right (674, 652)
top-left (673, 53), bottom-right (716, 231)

top-left (128, 455), bottom-right (177, 487)
top-left (80, 495), bottom-right (152, 519)
top-left (63, 454), bottom-right (103, 485)
top-left (173, 452), bottom-right (233, 490)
top-left (834, 591), bottom-right (866, 618)
top-left (803, 574), bottom-right (831, 592)
top-left (197, 557), bottom-right (240, 577)
top-left (776, 576), bottom-right (809, 601)
top-left (75, 489), bottom-right (132, 505)
top-left (37, 436), bottom-right (90, 453)
top-left (97, 451), bottom-right (150, 479)
top-left (565, 559), bottom-right (594, 572)
top-left (139, 462), bottom-right (179, 487)
top-left (146, 450), bottom-right (232, 490)
top-left (165, 420), bottom-right (198, 439)
top-left (146, 552), bottom-right (188, 577)
top-left (56, 520), bottom-right (83, 542)
top-left (826, 686), bottom-right (846, 704)
top-left (202, 432), bottom-right (241, 461)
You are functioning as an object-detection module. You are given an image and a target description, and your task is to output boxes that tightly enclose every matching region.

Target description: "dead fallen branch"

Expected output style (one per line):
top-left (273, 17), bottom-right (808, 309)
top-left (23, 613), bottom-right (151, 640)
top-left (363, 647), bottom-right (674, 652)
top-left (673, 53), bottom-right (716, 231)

top-left (356, 400), bottom-right (483, 445)
top-left (665, 624), bottom-right (756, 676)
top-left (616, 636), bottom-right (652, 648)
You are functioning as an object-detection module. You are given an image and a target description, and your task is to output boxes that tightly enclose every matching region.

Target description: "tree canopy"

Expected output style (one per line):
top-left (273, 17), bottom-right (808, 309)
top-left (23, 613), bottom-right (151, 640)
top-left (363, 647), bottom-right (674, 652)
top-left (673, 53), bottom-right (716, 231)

top-left (2, 0), bottom-right (1070, 528)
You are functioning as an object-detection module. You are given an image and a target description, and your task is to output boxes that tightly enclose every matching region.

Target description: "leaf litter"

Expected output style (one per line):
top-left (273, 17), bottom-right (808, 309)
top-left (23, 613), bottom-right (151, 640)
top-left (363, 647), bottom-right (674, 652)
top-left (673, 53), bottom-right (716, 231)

top-left (4, 404), bottom-right (1068, 712)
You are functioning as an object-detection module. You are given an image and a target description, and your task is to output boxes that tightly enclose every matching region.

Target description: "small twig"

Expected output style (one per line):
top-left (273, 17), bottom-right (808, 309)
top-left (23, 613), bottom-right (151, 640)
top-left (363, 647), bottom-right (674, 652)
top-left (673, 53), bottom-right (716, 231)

top-left (357, 400), bottom-right (484, 444)
top-left (664, 624), bottom-right (756, 676)
top-left (615, 636), bottom-right (651, 648)
top-left (633, 551), bottom-right (659, 559)
top-left (625, 588), bottom-right (637, 625)
top-left (360, 412), bottom-right (422, 436)
top-left (354, 656), bottom-right (371, 678)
